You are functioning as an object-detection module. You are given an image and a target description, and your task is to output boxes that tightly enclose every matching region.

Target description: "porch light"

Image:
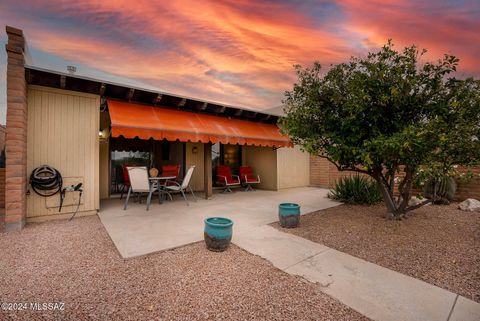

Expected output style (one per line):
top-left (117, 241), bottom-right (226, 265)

top-left (192, 146), bottom-right (198, 154)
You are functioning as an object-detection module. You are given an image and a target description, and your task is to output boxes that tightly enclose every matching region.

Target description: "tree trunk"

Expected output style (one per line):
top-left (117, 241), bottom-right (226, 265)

top-left (372, 170), bottom-right (398, 218)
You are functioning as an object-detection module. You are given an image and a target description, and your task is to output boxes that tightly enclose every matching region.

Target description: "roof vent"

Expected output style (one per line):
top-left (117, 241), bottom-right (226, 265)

top-left (67, 65), bottom-right (77, 74)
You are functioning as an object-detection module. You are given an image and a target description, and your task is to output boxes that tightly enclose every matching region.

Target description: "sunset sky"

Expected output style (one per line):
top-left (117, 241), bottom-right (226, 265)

top-left (1, 0), bottom-right (479, 123)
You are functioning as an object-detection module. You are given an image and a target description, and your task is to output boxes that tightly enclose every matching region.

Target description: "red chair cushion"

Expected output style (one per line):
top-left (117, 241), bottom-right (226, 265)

top-left (216, 165), bottom-right (240, 185)
top-left (216, 165), bottom-right (233, 179)
top-left (162, 165), bottom-right (180, 178)
top-left (239, 166), bottom-right (257, 183)
top-left (122, 164), bottom-right (133, 186)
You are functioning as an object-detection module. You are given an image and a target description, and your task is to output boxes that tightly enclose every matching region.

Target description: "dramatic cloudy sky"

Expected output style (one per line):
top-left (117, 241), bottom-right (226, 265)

top-left (1, 0), bottom-right (479, 123)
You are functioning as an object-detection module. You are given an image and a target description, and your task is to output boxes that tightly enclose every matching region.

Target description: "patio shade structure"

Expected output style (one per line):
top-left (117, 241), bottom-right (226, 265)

top-left (107, 100), bottom-right (292, 147)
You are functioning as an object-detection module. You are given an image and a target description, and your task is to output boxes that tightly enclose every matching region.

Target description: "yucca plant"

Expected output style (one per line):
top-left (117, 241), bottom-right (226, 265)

top-left (329, 175), bottom-right (383, 205)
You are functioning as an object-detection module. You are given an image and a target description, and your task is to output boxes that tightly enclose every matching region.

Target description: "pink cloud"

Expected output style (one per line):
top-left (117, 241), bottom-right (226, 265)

top-left (0, 0), bottom-right (478, 111)
top-left (339, 0), bottom-right (480, 76)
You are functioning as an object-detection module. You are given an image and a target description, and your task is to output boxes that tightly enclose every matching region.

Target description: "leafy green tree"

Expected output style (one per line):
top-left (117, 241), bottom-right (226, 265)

top-left (280, 41), bottom-right (480, 218)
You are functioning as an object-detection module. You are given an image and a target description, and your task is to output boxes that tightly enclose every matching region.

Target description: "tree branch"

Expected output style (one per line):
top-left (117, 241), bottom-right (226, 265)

top-left (405, 199), bottom-right (433, 212)
top-left (319, 155), bottom-right (371, 175)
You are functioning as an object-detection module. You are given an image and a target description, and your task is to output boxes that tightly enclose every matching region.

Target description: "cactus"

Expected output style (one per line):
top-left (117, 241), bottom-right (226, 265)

top-left (423, 176), bottom-right (457, 204)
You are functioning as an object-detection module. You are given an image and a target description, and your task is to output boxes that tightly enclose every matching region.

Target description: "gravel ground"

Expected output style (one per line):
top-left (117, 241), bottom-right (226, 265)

top-left (0, 216), bottom-right (368, 321)
top-left (272, 203), bottom-right (480, 302)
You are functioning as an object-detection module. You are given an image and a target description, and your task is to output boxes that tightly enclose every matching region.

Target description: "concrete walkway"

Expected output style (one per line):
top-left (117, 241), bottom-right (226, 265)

top-left (99, 187), bottom-right (480, 321)
top-left (233, 225), bottom-right (480, 321)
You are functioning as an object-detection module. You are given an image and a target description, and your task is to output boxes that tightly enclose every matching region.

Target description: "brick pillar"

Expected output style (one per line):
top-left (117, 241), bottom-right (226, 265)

top-left (4, 26), bottom-right (27, 231)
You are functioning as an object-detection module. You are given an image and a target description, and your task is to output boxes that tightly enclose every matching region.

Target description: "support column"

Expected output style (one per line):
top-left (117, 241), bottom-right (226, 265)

top-left (204, 142), bottom-right (212, 199)
top-left (4, 26), bottom-right (27, 231)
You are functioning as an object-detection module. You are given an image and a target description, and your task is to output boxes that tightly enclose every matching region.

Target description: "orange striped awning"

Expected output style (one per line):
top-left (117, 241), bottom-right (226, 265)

top-left (107, 100), bottom-right (292, 147)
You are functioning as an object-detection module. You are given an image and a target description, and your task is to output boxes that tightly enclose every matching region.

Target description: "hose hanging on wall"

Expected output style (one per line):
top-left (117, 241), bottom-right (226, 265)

top-left (29, 165), bottom-right (83, 220)
top-left (30, 165), bottom-right (63, 197)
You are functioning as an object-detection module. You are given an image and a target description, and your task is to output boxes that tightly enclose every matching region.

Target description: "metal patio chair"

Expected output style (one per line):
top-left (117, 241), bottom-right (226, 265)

top-left (216, 165), bottom-right (241, 193)
top-left (123, 166), bottom-right (160, 211)
top-left (239, 166), bottom-right (261, 191)
top-left (164, 165), bottom-right (197, 206)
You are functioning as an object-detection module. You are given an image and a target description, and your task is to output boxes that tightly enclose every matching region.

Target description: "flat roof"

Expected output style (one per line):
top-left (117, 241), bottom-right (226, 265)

top-left (25, 65), bottom-right (279, 124)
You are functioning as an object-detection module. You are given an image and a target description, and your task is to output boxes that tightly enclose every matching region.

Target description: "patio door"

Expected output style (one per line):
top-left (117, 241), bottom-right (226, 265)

top-left (212, 143), bottom-right (242, 187)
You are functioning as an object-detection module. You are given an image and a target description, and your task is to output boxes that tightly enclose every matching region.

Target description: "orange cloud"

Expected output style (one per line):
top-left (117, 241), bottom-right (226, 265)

top-left (339, 0), bottom-right (480, 76)
top-left (0, 0), bottom-right (478, 111)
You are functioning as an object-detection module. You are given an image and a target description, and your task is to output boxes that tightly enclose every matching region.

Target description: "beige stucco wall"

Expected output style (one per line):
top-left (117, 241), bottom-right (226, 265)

top-left (26, 86), bottom-right (100, 221)
top-left (244, 146), bottom-right (277, 190)
top-left (276, 145), bottom-right (310, 189)
top-left (185, 142), bottom-right (204, 191)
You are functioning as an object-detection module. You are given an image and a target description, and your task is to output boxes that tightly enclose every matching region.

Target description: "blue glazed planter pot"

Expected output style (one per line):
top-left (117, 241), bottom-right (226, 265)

top-left (204, 217), bottom-right (233, 252)
top-left (279, 203), bottom-right (300, 228)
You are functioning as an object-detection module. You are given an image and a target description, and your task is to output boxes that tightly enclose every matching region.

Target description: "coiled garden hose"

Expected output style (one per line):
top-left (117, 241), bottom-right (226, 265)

top-left (30, 165), bottom-right (63, 197)
top-left (29, 166), bottom-right (83, 220)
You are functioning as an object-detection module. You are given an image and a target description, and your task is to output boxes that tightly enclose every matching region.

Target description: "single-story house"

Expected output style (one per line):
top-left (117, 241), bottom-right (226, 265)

top-left (3, 26), bottom-right (311, 231)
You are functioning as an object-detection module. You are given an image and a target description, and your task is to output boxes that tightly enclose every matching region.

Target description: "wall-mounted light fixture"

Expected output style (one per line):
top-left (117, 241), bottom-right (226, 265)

top-left (99, 127), bottom-right (110, 143)
top-left (192, 146), bottom-right (198, 154)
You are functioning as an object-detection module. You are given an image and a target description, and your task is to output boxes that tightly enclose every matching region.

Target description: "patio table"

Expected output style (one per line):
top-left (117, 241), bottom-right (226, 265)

top-left (149, 176), bottom-right (177, 203)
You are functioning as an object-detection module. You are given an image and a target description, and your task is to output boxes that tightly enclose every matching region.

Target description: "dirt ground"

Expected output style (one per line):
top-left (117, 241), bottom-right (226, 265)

top-left (0, 215), bottom-right (368, 321)
top-left (272, 203), bottom-right (480, 302)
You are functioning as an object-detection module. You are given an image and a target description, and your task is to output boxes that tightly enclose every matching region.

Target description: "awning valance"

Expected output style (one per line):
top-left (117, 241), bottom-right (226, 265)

top-left (107, 100), bottom-right (292, 147)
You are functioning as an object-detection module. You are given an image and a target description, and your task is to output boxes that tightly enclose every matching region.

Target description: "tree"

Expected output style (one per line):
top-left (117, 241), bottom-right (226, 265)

top-left (280, 41), bottom-right (480, 219)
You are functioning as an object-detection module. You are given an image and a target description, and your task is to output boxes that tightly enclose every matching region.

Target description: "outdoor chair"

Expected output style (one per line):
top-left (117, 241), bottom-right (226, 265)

top-left (123, 166), bottom-right (160, 211)
top-left (119, 164), bottom-right (133, 199)
top-left (164, 165), bottom-right (197, 206)
top-left (239, 166), bottom-right (261, 191)
top-left (216, 165), bottom-right (241, 193)
top-left (162, 164), bottom-right (181, 186)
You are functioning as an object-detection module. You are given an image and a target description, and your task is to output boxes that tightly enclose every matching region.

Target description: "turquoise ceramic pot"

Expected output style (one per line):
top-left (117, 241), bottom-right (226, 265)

top-left (204, 217), bottom-right (233, 251)
top-left (278, 203), bottom-right (300, 228)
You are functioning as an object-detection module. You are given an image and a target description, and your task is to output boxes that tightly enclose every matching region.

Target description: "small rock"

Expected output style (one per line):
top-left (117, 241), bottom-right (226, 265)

top-left (145, 304), bottom-right (154, 311)
top-left (458, 198), bottom-right (480, 212)
top-left (408, 196), bottom-right (423, 207)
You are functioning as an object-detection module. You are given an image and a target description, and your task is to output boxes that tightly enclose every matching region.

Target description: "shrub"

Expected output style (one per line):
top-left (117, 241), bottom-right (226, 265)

top-left (329, 175), bottom-right (383, 205)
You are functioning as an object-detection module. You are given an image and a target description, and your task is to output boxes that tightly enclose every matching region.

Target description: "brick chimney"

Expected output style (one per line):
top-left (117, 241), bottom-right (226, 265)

top-left (4, 26), bottom-right (27, 231)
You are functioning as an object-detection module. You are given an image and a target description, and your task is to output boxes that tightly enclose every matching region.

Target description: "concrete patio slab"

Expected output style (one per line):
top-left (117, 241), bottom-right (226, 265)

top-left (98, 187), bottom-right (339, 258)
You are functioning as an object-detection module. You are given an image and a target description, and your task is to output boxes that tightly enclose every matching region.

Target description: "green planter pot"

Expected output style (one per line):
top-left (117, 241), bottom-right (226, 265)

top-left (204, 217), bottom-right (233, 252)
top-left (279, 203), bottom-right (300, 228)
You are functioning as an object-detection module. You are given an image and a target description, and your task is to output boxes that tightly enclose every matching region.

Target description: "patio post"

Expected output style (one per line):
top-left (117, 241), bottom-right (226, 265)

top-left (204, 142), bottom-right (212, 199)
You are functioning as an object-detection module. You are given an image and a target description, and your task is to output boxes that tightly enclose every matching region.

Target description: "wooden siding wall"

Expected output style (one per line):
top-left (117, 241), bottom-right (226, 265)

top-left (185, 142), bottom-right (205, 191)
top-left (26, 86), bottom-right (100, 221)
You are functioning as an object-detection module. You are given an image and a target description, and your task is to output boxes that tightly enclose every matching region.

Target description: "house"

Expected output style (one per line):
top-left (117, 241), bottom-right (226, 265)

top-left (3, 26), bottom-right (311, 231)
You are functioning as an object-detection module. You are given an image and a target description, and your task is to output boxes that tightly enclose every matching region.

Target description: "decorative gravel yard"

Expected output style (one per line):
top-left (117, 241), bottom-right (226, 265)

top-left (272, 203), bottom-right (480, 302)
top-left (0, 216), bottom-right (368, 321)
